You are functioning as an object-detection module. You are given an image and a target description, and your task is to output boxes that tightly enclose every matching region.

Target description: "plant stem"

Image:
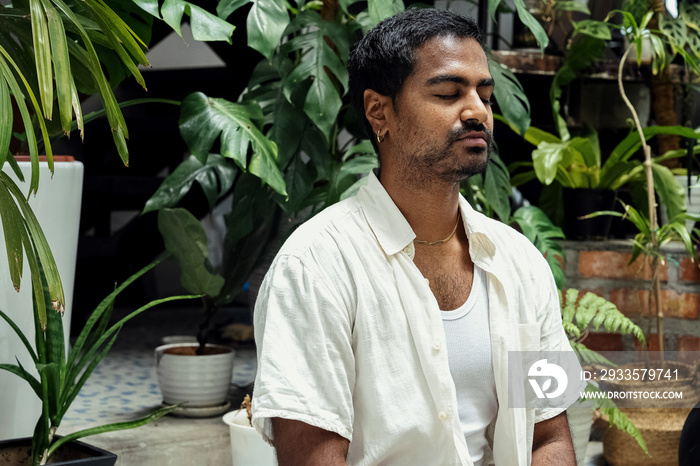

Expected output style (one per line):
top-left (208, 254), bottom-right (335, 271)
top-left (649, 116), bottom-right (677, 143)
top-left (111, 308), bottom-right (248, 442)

top-left (618, 43), bottom-right (663, 360)
top-left (196, 298), bottom-right (217, 355)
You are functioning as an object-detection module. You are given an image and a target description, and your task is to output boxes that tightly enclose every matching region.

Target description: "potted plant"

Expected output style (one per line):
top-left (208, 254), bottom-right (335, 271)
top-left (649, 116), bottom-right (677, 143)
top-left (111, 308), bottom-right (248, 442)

top-left (0, 256), bottom-right (199, 465)
top-left (500, 108), bottom-right (698, 240)
top-left (222, 395), bottom-right (276, 465)
top-left (567, 5), bottom-right (700, 463)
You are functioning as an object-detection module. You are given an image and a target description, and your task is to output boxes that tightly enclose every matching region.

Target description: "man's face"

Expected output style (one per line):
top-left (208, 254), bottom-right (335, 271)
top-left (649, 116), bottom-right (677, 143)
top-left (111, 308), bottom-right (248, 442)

top-left (388, 35), bottom-right (494, 185)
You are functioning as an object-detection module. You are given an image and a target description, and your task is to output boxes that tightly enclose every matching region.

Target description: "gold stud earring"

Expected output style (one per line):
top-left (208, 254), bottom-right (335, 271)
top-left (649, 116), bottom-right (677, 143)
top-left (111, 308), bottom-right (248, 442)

top-left (376, 129), bottom-right (385, 143)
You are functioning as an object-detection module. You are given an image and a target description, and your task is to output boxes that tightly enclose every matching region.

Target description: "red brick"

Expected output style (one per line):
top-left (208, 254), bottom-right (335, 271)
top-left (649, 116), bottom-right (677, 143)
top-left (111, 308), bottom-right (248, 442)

top-left (582, 332), bottom-right (624, 352)
top-left (676, 336), bottom-right (700, 364)
top-left (680, 257), bottom-right (700, 283)
top-left (677, 335), bottom-right (700, 351)
top-left (634, 333), bottom-right (664, 352)
top-left (578, 251), bottom-right (668, 281)
top-left (660, 290), bottom-right (700, 319)
top-left (609, 288), bottom-right (649, 316)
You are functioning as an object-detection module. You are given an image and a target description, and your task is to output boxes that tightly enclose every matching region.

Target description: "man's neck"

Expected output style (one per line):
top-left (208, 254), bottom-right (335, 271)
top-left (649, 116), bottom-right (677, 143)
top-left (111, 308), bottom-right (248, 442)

top-left (379, 169), bottom-right (462, 243)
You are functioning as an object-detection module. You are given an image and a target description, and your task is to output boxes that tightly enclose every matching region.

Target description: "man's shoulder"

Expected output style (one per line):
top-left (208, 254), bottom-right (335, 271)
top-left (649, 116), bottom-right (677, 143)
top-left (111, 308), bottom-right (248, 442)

top-left (278, 196), bottom-right (367, 257)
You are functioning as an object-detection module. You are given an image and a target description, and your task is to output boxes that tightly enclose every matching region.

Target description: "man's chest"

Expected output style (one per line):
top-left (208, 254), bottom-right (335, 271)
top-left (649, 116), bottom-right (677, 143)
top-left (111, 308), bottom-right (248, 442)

top-left (413, 245), bottom-right (474, 311)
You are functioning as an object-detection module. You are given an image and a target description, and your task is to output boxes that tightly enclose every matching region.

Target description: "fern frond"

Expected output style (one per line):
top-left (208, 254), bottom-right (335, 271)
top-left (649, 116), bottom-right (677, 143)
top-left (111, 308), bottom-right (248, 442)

top-left (585, 383), bottom-right (648, 455)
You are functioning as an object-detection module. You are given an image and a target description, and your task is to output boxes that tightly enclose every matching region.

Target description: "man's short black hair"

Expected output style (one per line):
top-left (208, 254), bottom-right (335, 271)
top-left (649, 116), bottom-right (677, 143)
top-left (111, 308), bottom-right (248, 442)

top-left (348, 8), bottom-right (486, 152)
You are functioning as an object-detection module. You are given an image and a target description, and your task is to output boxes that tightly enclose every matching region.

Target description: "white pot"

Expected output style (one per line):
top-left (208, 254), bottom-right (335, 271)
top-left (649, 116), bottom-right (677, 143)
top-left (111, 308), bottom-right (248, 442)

top-left (223, 409), bottom-right (277, 466)
top-left (155, 343), bottom-right (235, 407)
top-left (0, 158), bottom-right (83, 440)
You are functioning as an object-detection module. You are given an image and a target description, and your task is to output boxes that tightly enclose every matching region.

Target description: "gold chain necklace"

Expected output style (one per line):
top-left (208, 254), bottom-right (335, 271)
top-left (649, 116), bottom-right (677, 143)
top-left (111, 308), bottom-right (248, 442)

top-left (413, 212), bottom-right (461, 246)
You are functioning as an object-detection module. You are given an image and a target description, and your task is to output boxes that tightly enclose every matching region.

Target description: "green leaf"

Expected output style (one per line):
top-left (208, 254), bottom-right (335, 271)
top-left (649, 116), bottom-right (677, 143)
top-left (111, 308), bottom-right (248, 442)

top-left (607, 125), bottom-right (700, 170)
top-left (532, 141), bottom-right (570, 186)
top-left (143, 154), bottom-right (238, 213)
top-left (158, 208), bottom-right (225, 297)
top-left (281, 11), bottom-right (350, 141)
top-left (367, 0), bottom-right (404, 25)
top-left (2, 172), bottom-right (64, 319)
top-left (131, 0), bottom-right (160, 16)
top-left (652, 163), bottom-right (686, 221)
top-left (0, 76), bottom-right (10, 168)
top-left (179, 92), bottom-right (286, 196)
top-left (483, 149), bottom-right (512, 223)
top-left (51, 0), bottom-right (128, 165)
top-left (0, 309), bottom-right (38, 363)
top-left (553, 0), bottom-right (590, 14)
top-left (0, 362), bottom-right (42, 397)
top-left (0, 47), bottom-right (47, 195)
top-left (572, 19), bottom-right (612, 40)
top-left (217, 0), bottom-right (251, 19)
top-left (247, 0), bottom-right (289, 59)
top-left (489, 0), bottom-right (504, 22)
top-left (513, 0), bottom-right (549, 52)
top-left (29, 0), bottom-right (53, 119)
top-left (48, 405), bottom-right (181, 456)
top-left (0, 184), bottom-right (24, 291)
top-left (161, 0), bottom-right (235, 42)
top-left (512, 205), bottom-right (566, 288)
top-left (42, 0), bottom-right (72, 135)
top-left (489, 59), bottom-right (530, 136)
top-left (276, 155), bottom-right (314, 214)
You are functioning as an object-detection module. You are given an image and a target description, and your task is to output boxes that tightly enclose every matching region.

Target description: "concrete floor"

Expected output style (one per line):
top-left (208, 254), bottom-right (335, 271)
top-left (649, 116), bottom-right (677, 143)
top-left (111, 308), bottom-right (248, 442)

top-left (59, 304), bottom-right (254, 465)
top-left (56, 303), bottom-right (611, 465)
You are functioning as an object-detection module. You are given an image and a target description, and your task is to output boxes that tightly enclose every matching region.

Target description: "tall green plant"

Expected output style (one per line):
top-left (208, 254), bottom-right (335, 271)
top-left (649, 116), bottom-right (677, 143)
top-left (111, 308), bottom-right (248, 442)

top-left (141, 0), bottom-right (535, 350)
top-left (0, 259), bottom-right (199, 465)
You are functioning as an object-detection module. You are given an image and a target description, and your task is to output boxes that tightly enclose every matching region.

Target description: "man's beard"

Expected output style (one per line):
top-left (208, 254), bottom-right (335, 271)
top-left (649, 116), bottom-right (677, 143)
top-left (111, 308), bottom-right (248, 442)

top-left (402, 122), bottom-right (494, 185)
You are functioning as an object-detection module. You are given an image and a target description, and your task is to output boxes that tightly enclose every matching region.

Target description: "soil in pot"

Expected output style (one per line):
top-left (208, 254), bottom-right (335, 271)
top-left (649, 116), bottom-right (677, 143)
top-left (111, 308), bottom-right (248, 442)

top-left (163, 346), bottom-right (230, 356)
top-left (0, 437), bottom-right (116, 465)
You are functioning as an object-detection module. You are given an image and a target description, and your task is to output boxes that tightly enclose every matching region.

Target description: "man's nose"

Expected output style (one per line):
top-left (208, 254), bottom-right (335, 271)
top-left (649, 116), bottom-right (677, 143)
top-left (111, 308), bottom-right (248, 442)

top-left (459, 91), bottom-right (488, 125)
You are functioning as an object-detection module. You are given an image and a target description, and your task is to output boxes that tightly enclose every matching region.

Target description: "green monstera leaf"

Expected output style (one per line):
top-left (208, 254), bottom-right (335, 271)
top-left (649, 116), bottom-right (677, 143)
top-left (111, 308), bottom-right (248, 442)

top-left (133, 0), bottom-right (235, 42)
top-left (280, 11), bottom-right (350, 142)
top-left (178, 92), bottom-right (286, 196)
top-left (247, 0), bottom-right (290, 59)
top-left (158, 208), bottom-right (225, 298)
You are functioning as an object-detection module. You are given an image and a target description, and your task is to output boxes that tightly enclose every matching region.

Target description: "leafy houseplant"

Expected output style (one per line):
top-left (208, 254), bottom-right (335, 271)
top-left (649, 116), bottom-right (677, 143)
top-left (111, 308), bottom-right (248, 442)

top-left (140, 0), bottom-right (538, 352)
top-left (0, 259), bottom-right (199, 465)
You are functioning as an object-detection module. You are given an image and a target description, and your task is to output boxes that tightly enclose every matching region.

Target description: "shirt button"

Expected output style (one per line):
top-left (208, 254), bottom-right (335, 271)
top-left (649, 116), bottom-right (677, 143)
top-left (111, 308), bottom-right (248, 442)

top-left (438, 411), bottom-right (448, 421)
top-left (403, 245), bottom-right (412, 254)
top-left (424, 278), bottom-right (430, 286)
top-left (433, 342), bottom-right (441, 351)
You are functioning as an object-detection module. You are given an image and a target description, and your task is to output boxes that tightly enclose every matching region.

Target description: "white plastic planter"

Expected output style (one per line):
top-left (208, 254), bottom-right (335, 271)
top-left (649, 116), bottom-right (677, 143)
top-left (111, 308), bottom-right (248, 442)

top-left (223, 409), bottom-right (277, 466)
top-left (155, 343), bottom-right (234, 407)
top-left (0, 158), bottom-right (84, 440)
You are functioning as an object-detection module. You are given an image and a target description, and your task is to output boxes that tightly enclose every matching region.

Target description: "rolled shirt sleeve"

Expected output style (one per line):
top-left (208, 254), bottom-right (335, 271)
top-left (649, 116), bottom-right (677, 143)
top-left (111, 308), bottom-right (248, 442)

top-left (252, 253), bottom-right (356, 444)
top-left (533, 254), bottom-right (587, 423)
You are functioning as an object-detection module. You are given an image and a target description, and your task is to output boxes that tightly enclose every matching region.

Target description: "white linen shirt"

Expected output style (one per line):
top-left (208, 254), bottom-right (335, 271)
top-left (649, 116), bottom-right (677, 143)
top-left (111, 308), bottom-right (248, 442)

top-left (252, 171), bottom-right (583, 466)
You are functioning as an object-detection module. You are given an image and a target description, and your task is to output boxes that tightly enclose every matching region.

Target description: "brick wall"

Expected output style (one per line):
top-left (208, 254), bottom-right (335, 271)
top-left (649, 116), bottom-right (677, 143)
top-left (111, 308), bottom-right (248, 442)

top-left (562, 240), bottom-right (700, 352)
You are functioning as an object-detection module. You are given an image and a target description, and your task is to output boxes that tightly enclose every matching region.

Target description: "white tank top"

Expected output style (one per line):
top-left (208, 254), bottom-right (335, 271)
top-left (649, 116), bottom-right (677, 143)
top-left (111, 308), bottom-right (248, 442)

top-left (441, 264), bottom-right (498, 466)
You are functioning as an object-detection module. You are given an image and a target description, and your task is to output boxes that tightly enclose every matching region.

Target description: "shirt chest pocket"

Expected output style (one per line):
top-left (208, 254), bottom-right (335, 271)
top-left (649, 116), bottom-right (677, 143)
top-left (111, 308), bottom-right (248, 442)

top-left (517, 323), bottom-right (540, 351)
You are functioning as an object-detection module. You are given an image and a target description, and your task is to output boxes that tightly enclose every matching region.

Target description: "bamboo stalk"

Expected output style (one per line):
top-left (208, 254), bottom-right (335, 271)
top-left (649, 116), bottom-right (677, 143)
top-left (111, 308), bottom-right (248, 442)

top-left (618, 44), bottom-right (664, 361)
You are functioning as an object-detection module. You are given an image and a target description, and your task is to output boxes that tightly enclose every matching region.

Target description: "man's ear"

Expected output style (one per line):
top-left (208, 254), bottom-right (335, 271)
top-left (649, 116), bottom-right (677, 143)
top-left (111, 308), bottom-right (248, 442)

top-left (363, 89), bottom-right (393, 134)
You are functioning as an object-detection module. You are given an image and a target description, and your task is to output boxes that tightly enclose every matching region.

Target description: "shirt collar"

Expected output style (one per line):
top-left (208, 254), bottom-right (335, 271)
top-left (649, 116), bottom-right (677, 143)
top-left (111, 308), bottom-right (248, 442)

top-left (357, 170), bottom-right (497, 261)
top-left (357, 171), bottom-right (416, 257)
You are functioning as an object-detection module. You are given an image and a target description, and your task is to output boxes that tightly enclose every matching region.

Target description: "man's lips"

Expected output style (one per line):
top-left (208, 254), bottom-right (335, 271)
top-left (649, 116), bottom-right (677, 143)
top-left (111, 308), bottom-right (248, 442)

top-left (456, 131), bottom-right (488, 146)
